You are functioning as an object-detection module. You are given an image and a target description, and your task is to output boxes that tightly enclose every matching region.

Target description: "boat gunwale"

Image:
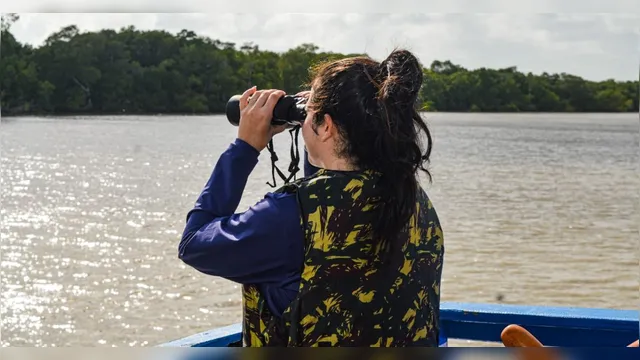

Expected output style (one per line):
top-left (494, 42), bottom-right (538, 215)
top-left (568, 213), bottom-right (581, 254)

top-left (159, 302), bottom-right (639, 347)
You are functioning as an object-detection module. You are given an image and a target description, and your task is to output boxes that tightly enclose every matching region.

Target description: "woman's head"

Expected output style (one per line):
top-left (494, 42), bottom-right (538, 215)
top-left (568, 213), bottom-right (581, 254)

top-left (302, 49), bottom-right (433, 251)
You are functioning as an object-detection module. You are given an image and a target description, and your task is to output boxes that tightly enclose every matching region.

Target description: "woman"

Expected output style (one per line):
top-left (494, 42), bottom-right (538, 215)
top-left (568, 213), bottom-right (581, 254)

top-left (179, 49), bottom-right (444, 346)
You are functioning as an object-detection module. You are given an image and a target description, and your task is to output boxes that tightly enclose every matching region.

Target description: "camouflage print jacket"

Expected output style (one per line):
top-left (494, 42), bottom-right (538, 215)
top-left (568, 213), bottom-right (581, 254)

top-left (241, 168), bottom-right (444, 347)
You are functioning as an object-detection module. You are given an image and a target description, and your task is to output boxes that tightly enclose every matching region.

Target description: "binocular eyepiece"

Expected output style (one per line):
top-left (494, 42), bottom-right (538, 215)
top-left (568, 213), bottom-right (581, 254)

top-left (225, 93), bottom-right (308, 127)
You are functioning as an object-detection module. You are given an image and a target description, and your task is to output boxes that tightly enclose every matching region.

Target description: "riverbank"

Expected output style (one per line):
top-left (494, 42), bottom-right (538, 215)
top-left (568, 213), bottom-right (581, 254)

top-left (3, 109), bottom-right (639, 118)
top-left (3, 23), bottom-right (638, 118)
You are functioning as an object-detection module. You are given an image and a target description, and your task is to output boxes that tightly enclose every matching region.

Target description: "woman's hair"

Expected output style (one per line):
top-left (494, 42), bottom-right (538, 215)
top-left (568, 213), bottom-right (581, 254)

top-left (307, 48), bottom-right (433, 256)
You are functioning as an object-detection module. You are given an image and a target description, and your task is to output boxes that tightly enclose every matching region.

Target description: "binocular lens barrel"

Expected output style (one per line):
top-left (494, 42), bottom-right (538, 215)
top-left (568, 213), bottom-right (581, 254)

top-left (225, 94), bottom-right (308, 127)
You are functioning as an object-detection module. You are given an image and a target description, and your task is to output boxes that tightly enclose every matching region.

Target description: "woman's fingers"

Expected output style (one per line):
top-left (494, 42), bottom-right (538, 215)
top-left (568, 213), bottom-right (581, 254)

top-left (239, 86), bottom-right (257, 111)
top-left (253, 89), bottom-right (273, 108)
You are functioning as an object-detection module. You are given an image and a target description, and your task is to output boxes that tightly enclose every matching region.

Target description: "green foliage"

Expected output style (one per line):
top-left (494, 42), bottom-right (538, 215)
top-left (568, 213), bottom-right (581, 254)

top-left (1, 24), bottom-right (638, 115)
top-left (1, 13), bottom-right (19, 32)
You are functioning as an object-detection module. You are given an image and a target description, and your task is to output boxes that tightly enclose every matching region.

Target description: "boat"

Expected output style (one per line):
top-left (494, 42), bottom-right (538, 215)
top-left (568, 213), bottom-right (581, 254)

top-left (160, 302), bottom-right (638, 349)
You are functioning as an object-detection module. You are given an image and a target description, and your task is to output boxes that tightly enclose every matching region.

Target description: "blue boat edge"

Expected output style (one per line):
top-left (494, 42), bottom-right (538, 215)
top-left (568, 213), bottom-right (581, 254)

top-left (159, 302), bottom-right (639, 347)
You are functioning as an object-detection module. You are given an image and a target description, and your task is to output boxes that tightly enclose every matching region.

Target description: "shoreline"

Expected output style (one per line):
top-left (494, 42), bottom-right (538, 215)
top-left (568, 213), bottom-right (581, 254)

top-left (2, 110), bottom-right (638, 118)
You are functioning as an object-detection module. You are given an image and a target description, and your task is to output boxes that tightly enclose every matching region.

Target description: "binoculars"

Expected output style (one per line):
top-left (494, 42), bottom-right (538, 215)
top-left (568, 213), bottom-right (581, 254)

top-left (225, 94), bottom-right (308, 127)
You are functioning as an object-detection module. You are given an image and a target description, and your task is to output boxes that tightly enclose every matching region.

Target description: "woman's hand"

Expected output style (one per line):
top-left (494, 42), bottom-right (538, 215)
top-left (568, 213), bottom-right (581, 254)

top-left (237, 87), bottom-right (287, 152)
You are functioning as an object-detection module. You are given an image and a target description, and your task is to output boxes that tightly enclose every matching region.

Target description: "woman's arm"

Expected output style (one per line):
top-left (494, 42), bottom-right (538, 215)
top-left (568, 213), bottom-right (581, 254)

top-left (179, 138), bottom-right (304, 284)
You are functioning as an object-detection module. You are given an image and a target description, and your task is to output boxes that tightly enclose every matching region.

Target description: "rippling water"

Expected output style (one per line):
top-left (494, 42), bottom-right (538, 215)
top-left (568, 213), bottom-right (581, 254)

top-left (1, 113), bottom-right (638, 347)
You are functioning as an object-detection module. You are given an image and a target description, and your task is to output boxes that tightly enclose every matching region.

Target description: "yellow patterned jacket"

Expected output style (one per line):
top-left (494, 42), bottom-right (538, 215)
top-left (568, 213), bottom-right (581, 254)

top-left (241, 168), bottom-right (444, 346)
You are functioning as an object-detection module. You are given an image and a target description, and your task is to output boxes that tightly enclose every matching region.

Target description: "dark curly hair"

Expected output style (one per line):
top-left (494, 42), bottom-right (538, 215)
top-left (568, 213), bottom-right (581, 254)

top-left (307, 48), bottom-right (433, 254)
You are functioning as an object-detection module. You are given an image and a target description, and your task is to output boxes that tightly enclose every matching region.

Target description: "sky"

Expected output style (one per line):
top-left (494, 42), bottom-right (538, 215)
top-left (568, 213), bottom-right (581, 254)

top-left (5, 9), bottom-right (640, 82)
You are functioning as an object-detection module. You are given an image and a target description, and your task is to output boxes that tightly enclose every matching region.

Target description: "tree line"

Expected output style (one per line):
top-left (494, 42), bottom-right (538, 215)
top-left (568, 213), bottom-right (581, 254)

top-left (1, 14), bottom-right (638, 116)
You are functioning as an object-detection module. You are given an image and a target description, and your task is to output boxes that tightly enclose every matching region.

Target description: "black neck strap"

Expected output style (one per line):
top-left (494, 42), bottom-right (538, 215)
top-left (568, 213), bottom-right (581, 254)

top-left (265, 126), bottom-right (301, 188)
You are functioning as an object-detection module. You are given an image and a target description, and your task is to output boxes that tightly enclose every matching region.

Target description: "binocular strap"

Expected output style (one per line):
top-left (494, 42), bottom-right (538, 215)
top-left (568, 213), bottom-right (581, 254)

top-left (265, 126), bottom-right (301, 188)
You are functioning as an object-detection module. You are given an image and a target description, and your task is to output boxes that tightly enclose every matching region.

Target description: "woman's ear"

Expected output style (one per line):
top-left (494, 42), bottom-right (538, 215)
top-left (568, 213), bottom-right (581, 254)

top-left (318, 113), bottom-right (336, 142)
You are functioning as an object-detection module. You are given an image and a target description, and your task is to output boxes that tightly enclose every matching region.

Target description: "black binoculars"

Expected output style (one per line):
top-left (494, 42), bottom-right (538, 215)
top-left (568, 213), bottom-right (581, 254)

top-left (225, 94), bottom-right (308, 127)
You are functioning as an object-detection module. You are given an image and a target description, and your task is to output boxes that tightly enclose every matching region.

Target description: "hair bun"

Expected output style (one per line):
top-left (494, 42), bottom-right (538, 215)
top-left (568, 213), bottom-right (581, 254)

top-left (378, 49), bottom-right (423, 107)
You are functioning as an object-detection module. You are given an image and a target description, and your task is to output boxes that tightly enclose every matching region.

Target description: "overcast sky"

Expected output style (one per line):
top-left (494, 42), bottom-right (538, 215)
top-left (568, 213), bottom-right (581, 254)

top-left (7, 11), bottom-right (640, 81)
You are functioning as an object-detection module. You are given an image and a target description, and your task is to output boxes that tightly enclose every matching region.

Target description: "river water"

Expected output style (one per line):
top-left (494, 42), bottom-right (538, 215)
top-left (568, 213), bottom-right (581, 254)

top-left (1, 113), bottom-right (638, 347)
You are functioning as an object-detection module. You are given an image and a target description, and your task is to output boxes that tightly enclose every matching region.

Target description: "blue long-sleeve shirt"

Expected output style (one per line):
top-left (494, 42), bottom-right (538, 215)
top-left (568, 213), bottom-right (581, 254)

top-left (179, 138), bottom-right (319, 317)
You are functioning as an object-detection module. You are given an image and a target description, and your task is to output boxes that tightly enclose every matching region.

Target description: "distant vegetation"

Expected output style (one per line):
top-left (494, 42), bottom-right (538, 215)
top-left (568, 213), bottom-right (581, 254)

top-left (1, 14), bottom-right (638, 116)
